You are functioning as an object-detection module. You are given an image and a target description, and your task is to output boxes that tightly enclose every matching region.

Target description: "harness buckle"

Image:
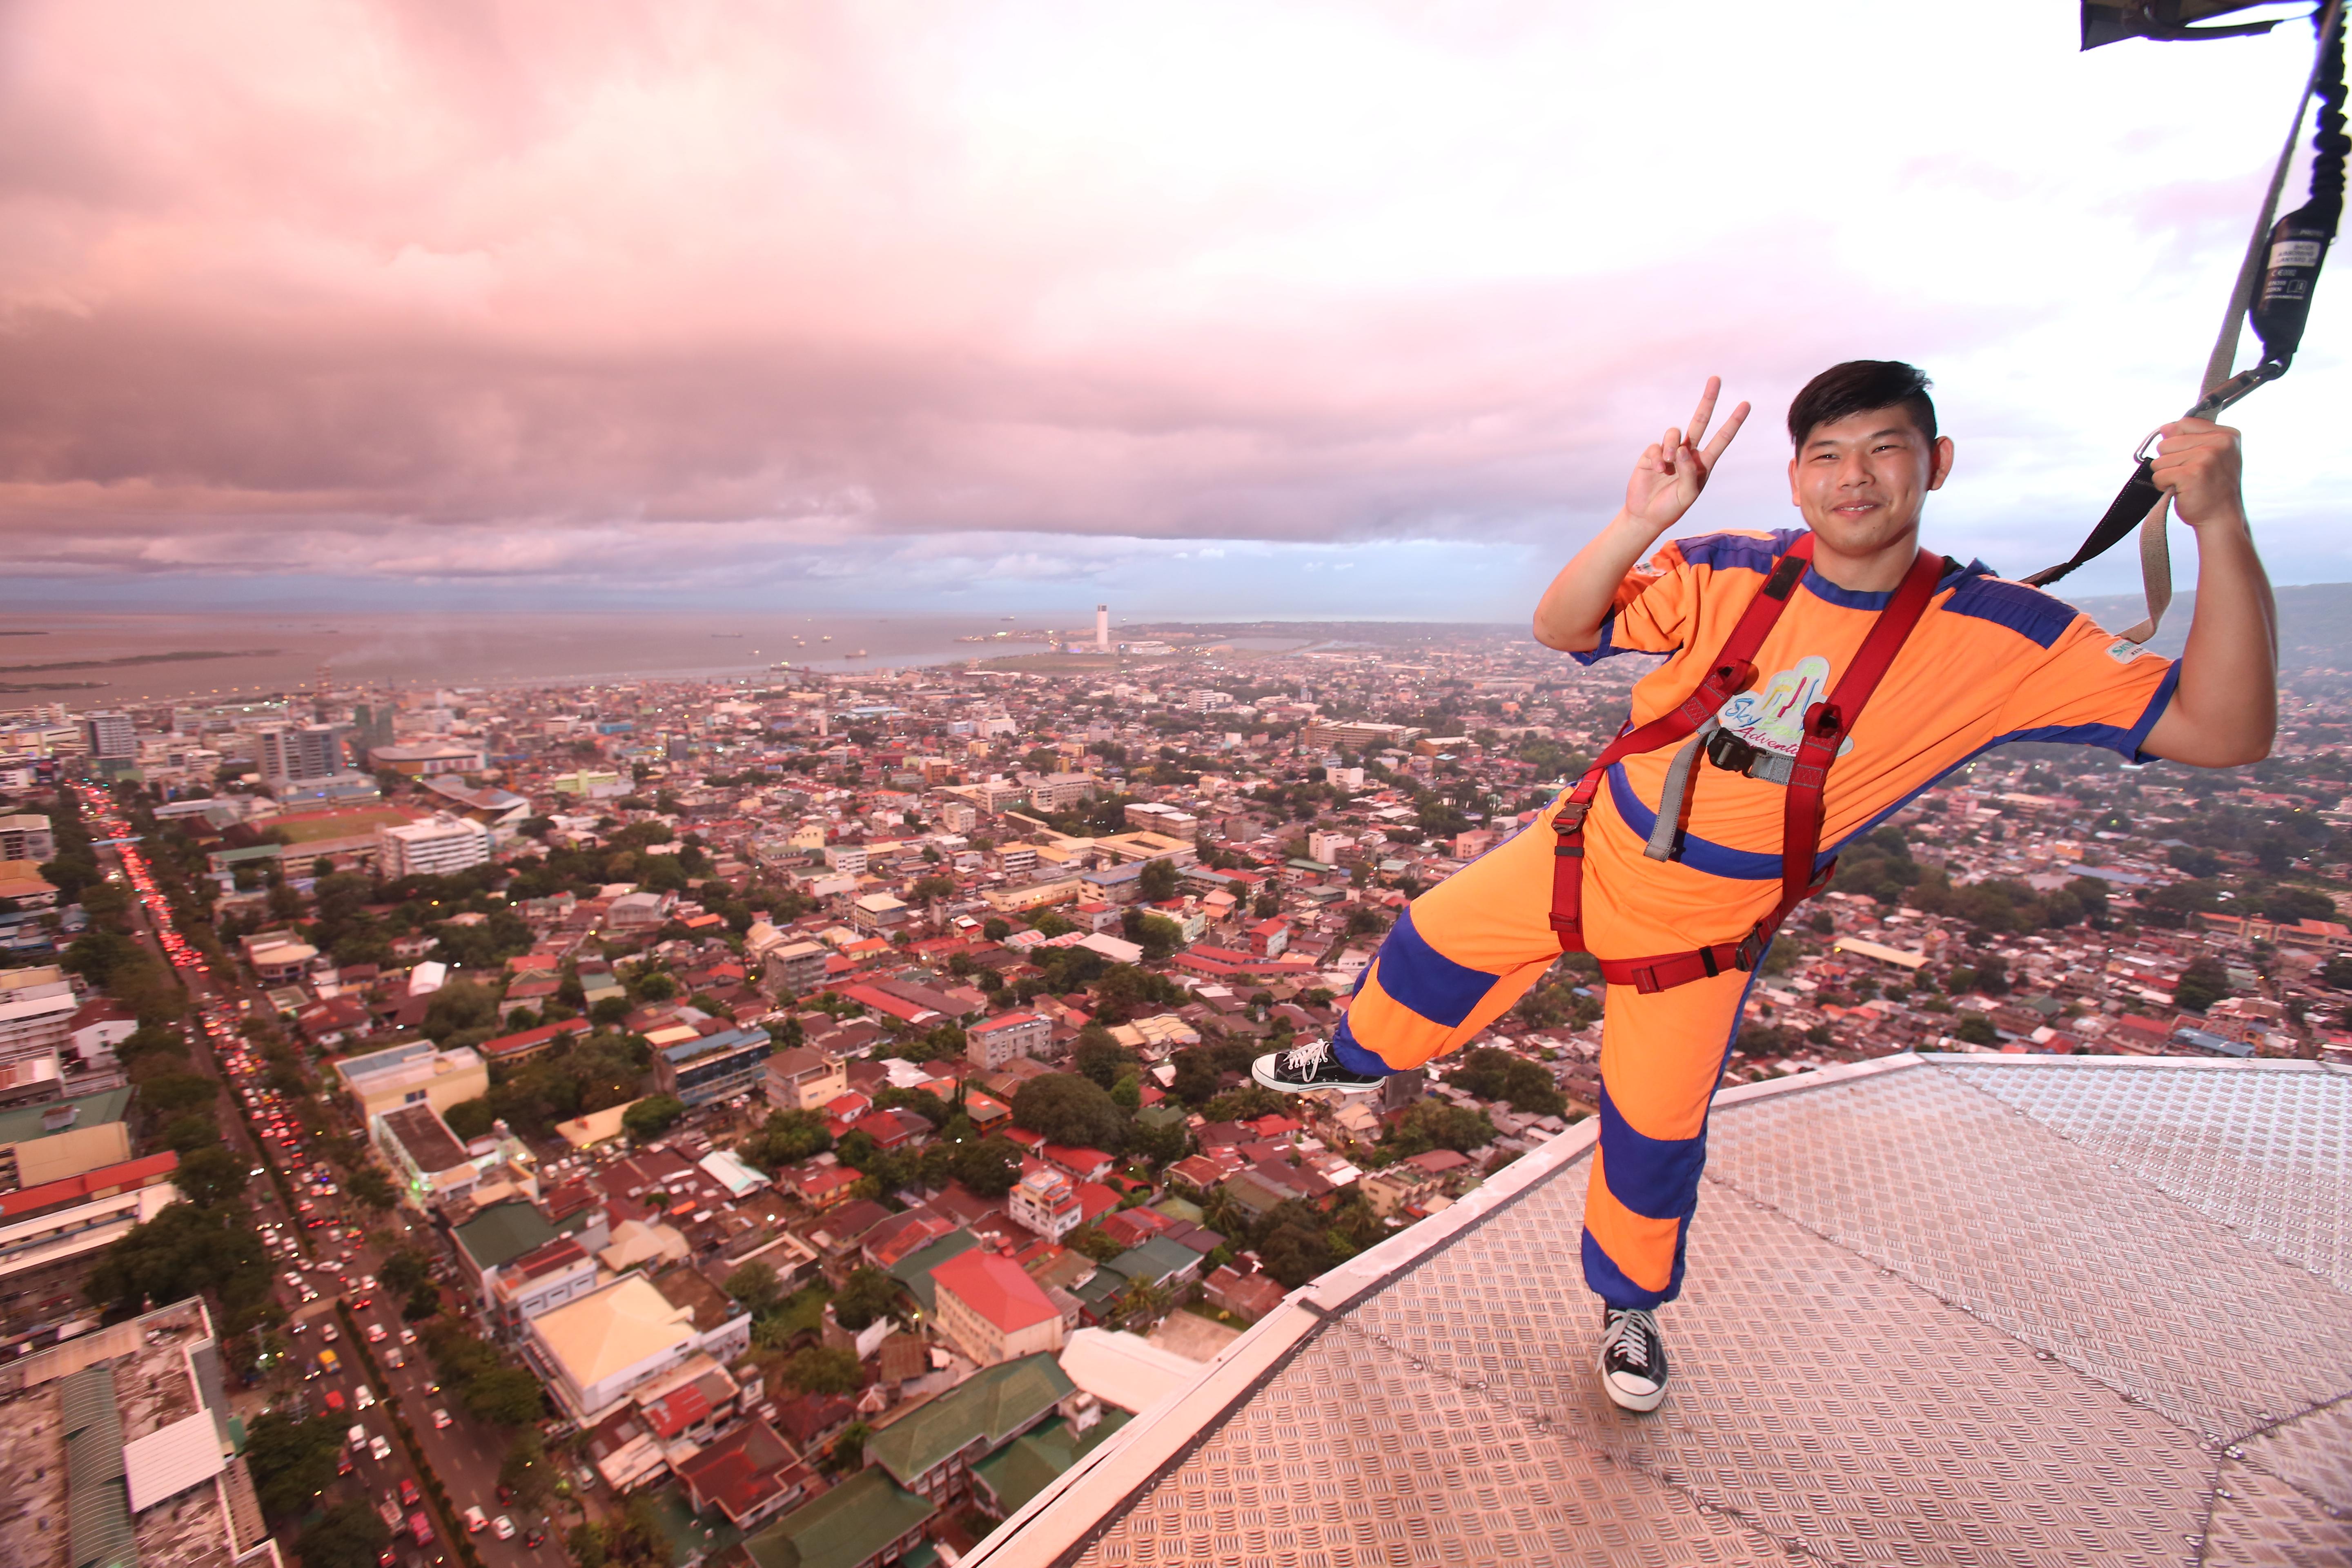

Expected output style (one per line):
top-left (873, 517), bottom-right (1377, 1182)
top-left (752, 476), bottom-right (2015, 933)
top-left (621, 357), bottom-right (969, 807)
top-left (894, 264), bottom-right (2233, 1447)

top-left (1733, 927), bottom-right (1767, 971)
top-left (1553, 801), bottom-right (1589, 831)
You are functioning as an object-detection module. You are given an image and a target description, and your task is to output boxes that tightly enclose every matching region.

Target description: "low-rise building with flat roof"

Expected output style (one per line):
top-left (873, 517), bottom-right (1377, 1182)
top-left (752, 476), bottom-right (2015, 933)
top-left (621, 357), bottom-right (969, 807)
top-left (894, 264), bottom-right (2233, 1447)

top-left (0, 1152), bottom-right (179, 1337)
top-left (653, 1026), bottom-right (773, 1108)
top-left (334, 1038), bottom-right (489, 1122)
top-left (762, 1045), bottom-right (846, 1112)
top-left (374, 1102), bottom-right (475, 1206)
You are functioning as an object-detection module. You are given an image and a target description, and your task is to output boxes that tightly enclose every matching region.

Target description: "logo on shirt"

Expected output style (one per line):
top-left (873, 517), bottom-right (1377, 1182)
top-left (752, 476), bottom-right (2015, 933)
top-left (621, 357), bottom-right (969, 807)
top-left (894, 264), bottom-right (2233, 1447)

top-left (1717, 656), bottom-right (1855, 758)
top-left (2105, 638), bottom-right (2146, 664)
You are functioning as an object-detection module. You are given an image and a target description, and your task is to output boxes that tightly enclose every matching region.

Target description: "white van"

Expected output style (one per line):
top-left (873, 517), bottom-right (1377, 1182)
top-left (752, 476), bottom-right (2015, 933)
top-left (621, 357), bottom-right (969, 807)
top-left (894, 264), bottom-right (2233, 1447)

top-left (347, 1423), bottom-right (366, 1450)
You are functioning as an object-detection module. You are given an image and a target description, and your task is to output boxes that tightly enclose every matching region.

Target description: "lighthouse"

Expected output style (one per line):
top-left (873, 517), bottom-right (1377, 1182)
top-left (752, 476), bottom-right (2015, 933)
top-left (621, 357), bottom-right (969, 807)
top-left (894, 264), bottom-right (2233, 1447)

top-left (1095, 604), bottom-right (1110, 652)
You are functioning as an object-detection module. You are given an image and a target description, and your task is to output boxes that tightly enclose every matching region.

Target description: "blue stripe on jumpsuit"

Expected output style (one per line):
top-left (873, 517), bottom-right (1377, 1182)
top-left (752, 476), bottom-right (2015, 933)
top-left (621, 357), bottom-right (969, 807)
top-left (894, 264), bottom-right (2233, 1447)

top-left (1583, 958), bottom-right (1767, 1310)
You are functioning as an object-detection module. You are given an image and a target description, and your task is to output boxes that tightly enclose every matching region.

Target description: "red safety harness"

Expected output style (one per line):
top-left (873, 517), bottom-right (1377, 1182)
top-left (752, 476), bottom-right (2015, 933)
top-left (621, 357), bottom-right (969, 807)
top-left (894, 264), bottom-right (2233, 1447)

top-left (1549, 533), bottom-right (1945, 993)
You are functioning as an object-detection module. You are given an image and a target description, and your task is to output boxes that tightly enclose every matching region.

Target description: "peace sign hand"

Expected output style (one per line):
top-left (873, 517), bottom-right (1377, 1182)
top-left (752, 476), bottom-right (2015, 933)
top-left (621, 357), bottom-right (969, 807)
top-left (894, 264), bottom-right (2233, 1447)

top-left (1624, 376), bottom-right (1750, 536)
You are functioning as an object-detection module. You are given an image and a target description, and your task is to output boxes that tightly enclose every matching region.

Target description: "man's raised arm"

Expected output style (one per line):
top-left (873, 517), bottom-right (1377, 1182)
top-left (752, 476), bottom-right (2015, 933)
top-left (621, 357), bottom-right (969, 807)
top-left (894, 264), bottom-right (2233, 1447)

top-left (2139, 417), bottom-right (2279, 768)
top-left (1535, 378), bottom-right (1748, 651)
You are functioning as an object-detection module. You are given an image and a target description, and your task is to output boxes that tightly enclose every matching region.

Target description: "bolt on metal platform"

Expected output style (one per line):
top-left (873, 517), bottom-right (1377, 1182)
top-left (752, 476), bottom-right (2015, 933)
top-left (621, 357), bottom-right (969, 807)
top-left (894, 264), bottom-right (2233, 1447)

top-left (966, 1053), bottom-right (2352, 1568)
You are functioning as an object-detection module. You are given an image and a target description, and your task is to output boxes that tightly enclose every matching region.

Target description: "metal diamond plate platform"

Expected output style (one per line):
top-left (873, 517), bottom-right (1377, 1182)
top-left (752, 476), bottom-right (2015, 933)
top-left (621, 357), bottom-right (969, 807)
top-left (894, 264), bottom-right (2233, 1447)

top-left (1942, 1058), bottom-right (2352, 1294)
top-left (967, 1057), bottom-right (2352, 1568)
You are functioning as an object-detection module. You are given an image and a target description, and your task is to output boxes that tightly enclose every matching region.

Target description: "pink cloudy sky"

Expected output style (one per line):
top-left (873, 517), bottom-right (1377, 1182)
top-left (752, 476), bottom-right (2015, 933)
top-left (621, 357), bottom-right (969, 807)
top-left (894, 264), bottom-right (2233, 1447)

top-left (1, 0), bottom-right (2345, 617)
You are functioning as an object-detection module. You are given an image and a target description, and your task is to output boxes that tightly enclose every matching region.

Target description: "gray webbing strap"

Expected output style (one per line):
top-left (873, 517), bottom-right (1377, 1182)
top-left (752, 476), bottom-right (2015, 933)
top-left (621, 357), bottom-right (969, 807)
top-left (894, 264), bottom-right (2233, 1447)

top-left (2130, 2), bottom-right (2343, 643)
top-left (1644, 719), bottom-right (1716, 861)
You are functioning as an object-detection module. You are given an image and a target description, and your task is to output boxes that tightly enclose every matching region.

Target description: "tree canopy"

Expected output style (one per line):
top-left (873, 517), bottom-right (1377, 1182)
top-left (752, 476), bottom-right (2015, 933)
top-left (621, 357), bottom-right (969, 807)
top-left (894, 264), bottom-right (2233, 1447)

top-left (1011, 1072), bottom-right (1126, 1152)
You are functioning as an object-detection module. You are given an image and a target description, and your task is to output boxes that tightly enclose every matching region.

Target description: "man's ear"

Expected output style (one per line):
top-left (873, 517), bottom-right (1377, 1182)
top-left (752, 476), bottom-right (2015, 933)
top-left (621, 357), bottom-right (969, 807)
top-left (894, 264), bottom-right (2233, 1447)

top-left (1927, 435), bottom-right (1955, 491)
top-left (1786, 454), bottom-right (1801, 507)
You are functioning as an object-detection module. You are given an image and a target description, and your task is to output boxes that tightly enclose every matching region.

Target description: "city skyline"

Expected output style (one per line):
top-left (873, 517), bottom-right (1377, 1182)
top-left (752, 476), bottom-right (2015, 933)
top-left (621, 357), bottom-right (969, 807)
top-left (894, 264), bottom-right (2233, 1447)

top-left (2, 1), bottom-right (2347, 619)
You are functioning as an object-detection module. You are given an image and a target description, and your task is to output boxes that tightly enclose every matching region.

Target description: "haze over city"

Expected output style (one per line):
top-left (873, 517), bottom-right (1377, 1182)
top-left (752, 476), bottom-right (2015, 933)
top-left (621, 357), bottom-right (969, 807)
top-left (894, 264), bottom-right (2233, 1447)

top-left (3, 0), bottom-right (2348, 619)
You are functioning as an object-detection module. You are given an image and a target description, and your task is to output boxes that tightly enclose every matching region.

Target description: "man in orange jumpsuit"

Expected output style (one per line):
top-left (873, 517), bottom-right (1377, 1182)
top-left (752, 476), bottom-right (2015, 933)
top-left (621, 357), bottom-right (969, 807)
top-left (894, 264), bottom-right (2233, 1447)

top-left (1256, 361), bottom-right (2278, 1411)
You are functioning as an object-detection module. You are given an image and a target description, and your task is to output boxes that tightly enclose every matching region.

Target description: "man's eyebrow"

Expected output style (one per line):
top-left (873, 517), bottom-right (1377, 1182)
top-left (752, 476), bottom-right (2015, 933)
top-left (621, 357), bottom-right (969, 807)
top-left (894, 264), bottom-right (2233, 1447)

top-left (1804, 426), bottom-right (1915, 452)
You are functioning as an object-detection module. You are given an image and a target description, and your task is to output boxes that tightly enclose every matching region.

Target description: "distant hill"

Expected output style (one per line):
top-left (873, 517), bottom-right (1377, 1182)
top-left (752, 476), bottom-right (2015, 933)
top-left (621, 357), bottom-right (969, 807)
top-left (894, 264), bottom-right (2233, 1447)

top-left (2056, 582), bottom-right (2352, 665)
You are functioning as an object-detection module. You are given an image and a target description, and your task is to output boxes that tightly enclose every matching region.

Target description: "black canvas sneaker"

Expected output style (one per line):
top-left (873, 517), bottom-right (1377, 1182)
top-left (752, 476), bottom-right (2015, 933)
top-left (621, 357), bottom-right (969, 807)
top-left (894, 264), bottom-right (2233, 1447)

top-left (1597, 1306), bottom-right (1669, 1412)
top-left (1251, 1039), bottom-right (1386, 1094)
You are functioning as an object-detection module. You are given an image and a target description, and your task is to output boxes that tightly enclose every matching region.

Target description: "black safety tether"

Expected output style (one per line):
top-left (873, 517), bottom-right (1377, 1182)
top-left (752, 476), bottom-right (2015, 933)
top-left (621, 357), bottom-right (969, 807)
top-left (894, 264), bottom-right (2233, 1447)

top-left (2029, 1), bottom-right (2347, 615)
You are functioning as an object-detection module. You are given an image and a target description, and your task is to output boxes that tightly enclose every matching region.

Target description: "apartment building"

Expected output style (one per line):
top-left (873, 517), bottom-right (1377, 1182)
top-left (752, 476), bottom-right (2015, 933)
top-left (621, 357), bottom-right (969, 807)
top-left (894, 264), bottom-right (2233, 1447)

top-left (375, 812), bottom-right (494, 878)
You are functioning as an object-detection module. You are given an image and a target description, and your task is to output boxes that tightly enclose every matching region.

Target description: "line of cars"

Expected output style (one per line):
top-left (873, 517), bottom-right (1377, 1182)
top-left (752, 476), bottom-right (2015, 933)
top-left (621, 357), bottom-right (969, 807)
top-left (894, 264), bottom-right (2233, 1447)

top-left (74, 782), bottom-right (204, 972)
top-left (87, 785), bottom-right (545, 1559)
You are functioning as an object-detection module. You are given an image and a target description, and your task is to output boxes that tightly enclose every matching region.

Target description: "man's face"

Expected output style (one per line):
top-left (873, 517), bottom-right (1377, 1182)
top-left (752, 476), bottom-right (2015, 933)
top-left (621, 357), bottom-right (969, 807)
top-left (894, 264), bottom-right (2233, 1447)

top-left (1786, 406), bottom-right (1954, 554)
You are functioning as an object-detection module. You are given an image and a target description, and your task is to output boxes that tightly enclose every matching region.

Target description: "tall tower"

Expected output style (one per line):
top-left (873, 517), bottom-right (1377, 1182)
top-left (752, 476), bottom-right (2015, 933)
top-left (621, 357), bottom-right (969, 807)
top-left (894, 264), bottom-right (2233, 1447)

top-left (1095, 604), bottom-right (1110, 652)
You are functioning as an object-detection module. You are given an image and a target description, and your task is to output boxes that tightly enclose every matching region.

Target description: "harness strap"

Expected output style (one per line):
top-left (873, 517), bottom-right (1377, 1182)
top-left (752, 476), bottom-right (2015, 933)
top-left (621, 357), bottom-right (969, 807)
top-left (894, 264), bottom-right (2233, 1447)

top-left (1546, 541), bottom-right (1811, 946)
top-left (1644, 719), bottom-right (1718, 862)
top-left (1557, 539), bottom-right (1944, 994)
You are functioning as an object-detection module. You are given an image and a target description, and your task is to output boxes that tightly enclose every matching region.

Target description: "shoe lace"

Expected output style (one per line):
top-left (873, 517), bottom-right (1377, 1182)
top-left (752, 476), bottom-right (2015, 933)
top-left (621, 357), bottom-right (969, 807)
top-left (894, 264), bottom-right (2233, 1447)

top-left (1285, 1039), bottom-right (1332, 1073)
top-left (1606, 1309), bottom-right (1657, 1371)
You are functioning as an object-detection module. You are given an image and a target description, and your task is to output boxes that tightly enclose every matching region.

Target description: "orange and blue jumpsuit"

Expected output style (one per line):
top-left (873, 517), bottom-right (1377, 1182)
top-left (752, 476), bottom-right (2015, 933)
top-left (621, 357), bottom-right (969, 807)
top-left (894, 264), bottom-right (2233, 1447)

top-left (1328, 527), bottom-right (2180, 1309)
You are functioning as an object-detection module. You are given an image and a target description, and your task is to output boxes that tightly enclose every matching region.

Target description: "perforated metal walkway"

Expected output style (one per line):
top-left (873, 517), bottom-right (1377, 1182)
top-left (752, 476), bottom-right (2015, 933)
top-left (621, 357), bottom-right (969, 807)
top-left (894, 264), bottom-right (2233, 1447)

top-left (966, 1055), bottom-right (2352, 1568)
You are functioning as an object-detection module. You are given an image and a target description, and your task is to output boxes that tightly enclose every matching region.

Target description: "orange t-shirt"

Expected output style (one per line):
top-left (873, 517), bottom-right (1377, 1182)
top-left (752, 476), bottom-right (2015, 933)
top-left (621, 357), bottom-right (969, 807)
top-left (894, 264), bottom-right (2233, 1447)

top-left (1575, 526), bottom-right (2177, 881)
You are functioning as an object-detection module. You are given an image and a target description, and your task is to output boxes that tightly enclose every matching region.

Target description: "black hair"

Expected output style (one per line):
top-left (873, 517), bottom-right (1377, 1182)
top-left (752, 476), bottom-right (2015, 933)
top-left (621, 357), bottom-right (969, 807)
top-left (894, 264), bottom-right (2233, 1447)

top-left (1787, 360), bottom-right (1936, 449)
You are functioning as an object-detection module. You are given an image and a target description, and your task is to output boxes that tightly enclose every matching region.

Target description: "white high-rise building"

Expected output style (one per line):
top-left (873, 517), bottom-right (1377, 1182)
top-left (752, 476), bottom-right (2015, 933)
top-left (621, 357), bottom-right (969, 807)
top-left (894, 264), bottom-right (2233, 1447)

top-left (259, 724), bottom-right (348, 786)
top-left (375, 813), bottom-right (494, 878)
top-left (79, 711), bottom-right (136, 760)
top-left (1095, 604), bottom-right (1110, 651)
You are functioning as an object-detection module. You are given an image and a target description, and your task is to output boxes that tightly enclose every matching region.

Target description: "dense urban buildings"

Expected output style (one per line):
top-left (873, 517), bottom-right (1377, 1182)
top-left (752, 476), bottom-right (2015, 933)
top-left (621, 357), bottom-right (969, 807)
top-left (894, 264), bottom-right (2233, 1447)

top-left (7, 616), bottom-right (2350, 1566)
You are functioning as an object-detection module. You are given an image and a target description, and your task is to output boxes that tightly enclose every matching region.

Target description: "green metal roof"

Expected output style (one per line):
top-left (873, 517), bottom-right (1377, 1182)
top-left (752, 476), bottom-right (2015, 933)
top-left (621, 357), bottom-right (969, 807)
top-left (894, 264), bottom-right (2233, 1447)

top-left (452, 1198), bottom-right (557, 1272)
top-left (741, 1467), bottom-right (936, 1568)
top-left (0, 1087), bottom-right (135, 1147)
top-left (968, 1408), bottom-right (1132, 1515)
top-left (1106, 1236), bottom-right (1198, 1288)
top-left (60, 1365), bottom-right (134, 1568)
top-left (1072, 1268), bottom-right (1128, 1309)
top-left (863, 1353), bottom-right (1074, 1489)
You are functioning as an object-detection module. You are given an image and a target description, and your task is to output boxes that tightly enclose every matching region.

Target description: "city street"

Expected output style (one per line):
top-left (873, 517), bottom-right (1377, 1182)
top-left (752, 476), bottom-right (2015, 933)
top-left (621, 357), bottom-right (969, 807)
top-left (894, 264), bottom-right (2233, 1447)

top-left (78, 784), bottom-right (564, 1566)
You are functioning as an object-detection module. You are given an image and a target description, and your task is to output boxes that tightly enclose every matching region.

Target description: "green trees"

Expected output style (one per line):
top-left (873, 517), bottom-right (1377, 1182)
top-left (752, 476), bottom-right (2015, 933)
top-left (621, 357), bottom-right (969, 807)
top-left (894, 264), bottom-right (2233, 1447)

top-left (920, 1133), bottom-right (1022, 1198)
top-left (1258, 1214), bottom-right (1333, 1288)
top-left (500, 1430), bottom-right (552, 1508)
top-left (1118, 908), bottom-right (1185, 962)
top-left (380, 1247), bottom-right (430, 1298)
top-left (421, 980), bottom-right (499, 1042)
top-left (466, 1365), bottom-right (548, 1427)
top-left (139, 1071), bottom-right (220, 1119)
top-left (1383, 1101), bottom-right (1495, 1159)
top-left (1071, 1028), bottom-right (1135, 1090)
top-left (622, 1094), bottom-right (687, 1142)
top-left (1446, 1047), bottom-right (1566, 1117)
top-left (1952, 1014), bottom-right (2000, 1046)
top-left (424, 1322), bottom-right (543, 1425)
top-left (294, 1502), bottom-right (392, 1568)
top-left (244, 1409), bottom-right (343, 1518)
top-left (739, 1108), bottom-right (833, 1170)
top-left (723, 1261), bottom-right (783, 1314)
top-left (2175, 956), bottom-right (2232, 1013)
top-left (1138, 857), bottom-right (1181, 902)
top-left (831, 1267), bottom-right (900, 1332)
top-left (1011, 1073), bottom-right (1126, 1152)
top-left (784, 1346), bottom-right (863, 1396)
top-left (173, 1146), bottom-right (249, 1209)
top-left (87, 1202), bottom-right (274, 1330)
top-left (347, 1165), bottom-right (397, 1210)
